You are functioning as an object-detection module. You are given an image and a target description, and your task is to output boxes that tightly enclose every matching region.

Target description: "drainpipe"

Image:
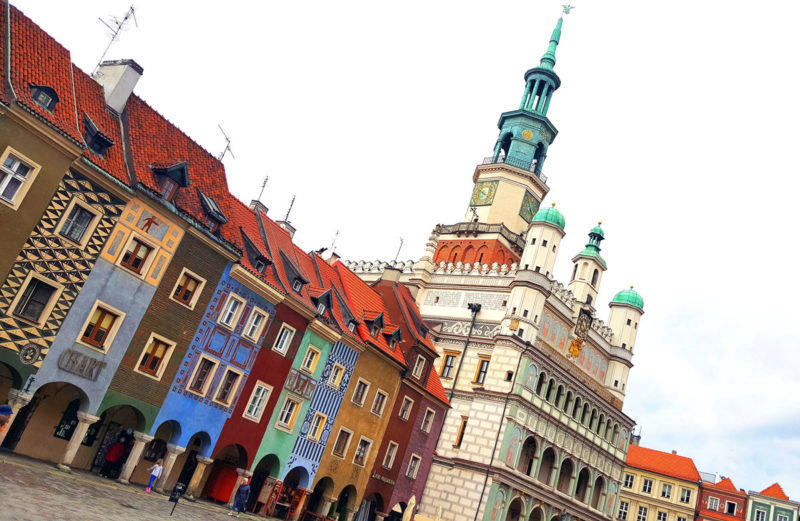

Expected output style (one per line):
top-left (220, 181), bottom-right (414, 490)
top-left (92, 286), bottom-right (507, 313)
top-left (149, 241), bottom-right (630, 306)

top-left (473, 340), bottom-right (531, 521)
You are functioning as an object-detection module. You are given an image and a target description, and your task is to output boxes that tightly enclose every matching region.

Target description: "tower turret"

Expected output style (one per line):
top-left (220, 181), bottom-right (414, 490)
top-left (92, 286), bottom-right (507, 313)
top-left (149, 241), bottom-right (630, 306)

top-left (567, 223), bottom-right (607, 307)
top-left (519, 203), bottom-right (565, 277)
top-left (606, 287), bottom-right (644, 398)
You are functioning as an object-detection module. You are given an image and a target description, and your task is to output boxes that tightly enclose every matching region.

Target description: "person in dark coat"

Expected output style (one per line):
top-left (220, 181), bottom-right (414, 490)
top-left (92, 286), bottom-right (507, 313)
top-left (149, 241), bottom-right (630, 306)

top-left (228, 478), bottom-right (250, 517)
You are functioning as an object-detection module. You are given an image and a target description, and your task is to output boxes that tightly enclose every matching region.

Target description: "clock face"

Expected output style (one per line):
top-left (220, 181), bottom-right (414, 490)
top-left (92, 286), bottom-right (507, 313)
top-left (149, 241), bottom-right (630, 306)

top-left (471, 181), bottom-right (498, 206)
top-left (575, 309), bottom-right (594, 338)
top-left (518, 191), bottom-right (540, 223)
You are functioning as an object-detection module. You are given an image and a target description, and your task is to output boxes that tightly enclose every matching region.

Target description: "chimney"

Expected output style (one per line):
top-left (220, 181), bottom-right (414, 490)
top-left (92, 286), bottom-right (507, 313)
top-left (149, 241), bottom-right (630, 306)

top-left (277, 220), bottom-right (296, 239)
top-left (94, 59), bottom-right (143, 113)
top-left (249, 200), bottom-right (269, 215)
top-left (326, 251), bottom-right (341, 265)
top-left (380, 266), bottom-right (402, 282)
top-left (629, 433), bottom-right (641, 446)
top-left (671, 450), bottom-right (677, 455)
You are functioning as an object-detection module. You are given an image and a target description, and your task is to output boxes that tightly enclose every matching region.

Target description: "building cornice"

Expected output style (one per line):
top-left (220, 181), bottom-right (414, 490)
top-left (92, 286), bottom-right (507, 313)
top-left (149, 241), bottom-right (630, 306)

top-left (230, 264), bottom-right (285, 304)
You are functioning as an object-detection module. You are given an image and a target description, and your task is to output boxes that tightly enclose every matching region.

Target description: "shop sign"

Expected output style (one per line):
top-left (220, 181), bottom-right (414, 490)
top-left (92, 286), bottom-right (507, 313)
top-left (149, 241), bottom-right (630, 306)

top-left (371, 472), bottom-right (395, 486)
top-left (58, 349), bottom-right (107, 381)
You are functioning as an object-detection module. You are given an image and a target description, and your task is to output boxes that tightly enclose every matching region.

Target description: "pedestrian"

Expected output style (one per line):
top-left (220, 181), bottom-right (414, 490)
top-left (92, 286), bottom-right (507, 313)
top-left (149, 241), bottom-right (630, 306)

top-left (145, 458), bottom-right (163, 493)
top-left (100, 438), bottom-right (126, 478)
top-left (0, 404), bottom-right (12, 434)
top-left (228, 478), bottom-right (250, 518)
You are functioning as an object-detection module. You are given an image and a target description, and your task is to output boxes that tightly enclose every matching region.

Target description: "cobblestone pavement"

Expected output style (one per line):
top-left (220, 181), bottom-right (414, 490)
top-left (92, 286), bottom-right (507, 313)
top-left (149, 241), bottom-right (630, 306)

top-left (0, 451), bottom-right (259, 521)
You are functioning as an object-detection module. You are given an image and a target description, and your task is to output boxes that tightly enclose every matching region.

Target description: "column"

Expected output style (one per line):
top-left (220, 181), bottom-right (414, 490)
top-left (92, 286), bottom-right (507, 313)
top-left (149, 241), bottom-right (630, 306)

top-left (155, 443), bottom-right (186, 492)
top-left (0, 389), bottom-right (32, 446)
top-left (345, 509), bottom-right (356, 521)
top-left (117, 431), bottom-right (154, 484)
top-left (185, 456), bottom-right (214, 498)
top-left (519, 80), bottom-right (533, 109)
top-left (227, 467), bottom-right (254, 506)
top-left (318, 496), bottom-right (337, 517)
top-left (57, 411), bottom-right (100, 471)
top-left (375, 512), bottom-right (389, 521)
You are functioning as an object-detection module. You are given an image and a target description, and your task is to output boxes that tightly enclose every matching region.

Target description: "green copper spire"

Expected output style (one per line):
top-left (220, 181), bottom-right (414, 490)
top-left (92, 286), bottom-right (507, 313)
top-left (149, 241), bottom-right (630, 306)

top-left (574, 222), bottom-right (607, 268)
top-left (539, 17), bottom-right (563, 71)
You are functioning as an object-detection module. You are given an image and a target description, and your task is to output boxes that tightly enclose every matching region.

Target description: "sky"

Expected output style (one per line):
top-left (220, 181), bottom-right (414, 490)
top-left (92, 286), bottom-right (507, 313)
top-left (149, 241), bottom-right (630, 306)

top-left (12, 0), bottom-right (800, 496)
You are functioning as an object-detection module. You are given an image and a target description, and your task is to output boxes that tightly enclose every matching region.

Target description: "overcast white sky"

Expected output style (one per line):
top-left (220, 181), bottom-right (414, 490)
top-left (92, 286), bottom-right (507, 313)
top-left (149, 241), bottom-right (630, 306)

top-left (13, 0), bottom-right (800, 496)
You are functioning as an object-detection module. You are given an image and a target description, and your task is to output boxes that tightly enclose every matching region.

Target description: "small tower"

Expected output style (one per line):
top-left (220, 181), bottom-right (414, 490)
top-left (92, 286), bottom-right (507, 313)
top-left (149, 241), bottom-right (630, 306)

top-left (568, 223), bottom-right (607, 307)
top-left (606, 287), bottom-right (644, 398)
top-left (519, 203), bottom-right (565, 278)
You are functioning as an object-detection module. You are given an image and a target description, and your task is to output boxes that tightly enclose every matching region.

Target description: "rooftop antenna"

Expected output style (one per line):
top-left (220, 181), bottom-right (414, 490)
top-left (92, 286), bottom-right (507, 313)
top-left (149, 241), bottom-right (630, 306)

top-left (92, 5), bottom-right (138, 77)
top-left (257, 175), bottom-right (269, 202)
top-left (218, 125), bottom-right (235, 161)
top-left (330, 229), bottom-right (340, 253)
top-left (393, 237), bottom-right (405, 262)
top-left (284, 194), bottom-right (296, 222)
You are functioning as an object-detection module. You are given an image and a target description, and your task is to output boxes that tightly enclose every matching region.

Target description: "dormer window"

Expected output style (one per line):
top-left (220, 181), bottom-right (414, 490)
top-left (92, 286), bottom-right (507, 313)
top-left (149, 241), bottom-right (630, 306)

top-left (161, 178), bottom-right (177, 200)
top-left (292, 279), bottom-right (303, 292)
top-left (389, 338), bottom-right (398, 350)
top-left (152, 163), bottom-right (190, 203)
top-left (370, 325), bottom-right (380, 337)
top-left (198, 190), bottom-right (228, 233)
top-left (316, 303), bottom-right (326, 315)
top-left (31, 85), bottom-right (59, 112)
top-left (254, 260), bottom-right (266, 273)
top-left (348, 322), bottom-right (356, 333)
top-left (83, 114), bottom-right (114, 156)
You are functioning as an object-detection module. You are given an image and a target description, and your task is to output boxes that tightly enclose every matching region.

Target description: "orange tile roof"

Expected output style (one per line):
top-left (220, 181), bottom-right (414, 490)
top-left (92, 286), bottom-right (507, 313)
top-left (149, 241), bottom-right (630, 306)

top-left (425, 367), bottom-right (450, 405)
top-left (704, 478), bottom-right (743, 495)
top-left (625, 445), bottom-right (700, 482)
top-left (0, 4), bottom-right (7, 105)
top-left (760, 483), bottom-right (789, 501)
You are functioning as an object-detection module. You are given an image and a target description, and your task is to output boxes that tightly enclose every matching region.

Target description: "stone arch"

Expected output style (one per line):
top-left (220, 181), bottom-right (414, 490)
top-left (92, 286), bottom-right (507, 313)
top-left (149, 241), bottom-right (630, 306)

top-left (496, 132), bottom-right (513, 161)
top-left (605, 419), bottom-right (613, 440)
top-left (589, 408), bottom-right (598, 430)
top-left (463, 245), bottom-right (476, 264)
top-left (435, 245), bottom-right (450, 263)
top-left (591, 269), bottom-right (599, 286)
top-left (506, 497), bottom-right (525, 521)
top-left (536, 446), bottom-right (556, 484)
top-left (307, 476), bottom-right (336, 515)
top-left (284, 465), bottom-right (311, 492)
top-left (529, 506), bottom-right (545, 521)
top-left (579, 262), bottom-right (588, 280)
top-left (535, 371), bottom-right (547, 395)
top-left (337, 484), bottom-right (359, 513)
top-left (554, 384), bottom-right (564, 408)
top-left (516, 436), bottom-right (537, 476)
top-left (0, 361), bottom-right (23, 392)
top-left (563, 390), bottom-right (573, 414)
top-left (556, 458), bottom-right (574, 493)
top-left (591, 475), bottom-right (606, 510)
top-left (248, 453), bottom-right (281, 512)
top-left (475, 246), bottom-right (489, 265)
top-left (576, 467), bottom-right (591, 502)
top-left (96, 402), bottom-right (147, 433)
top-left (581, 402), bottom-right (590, 424)
top-left (572, 396), bottom-right (582, 419)
top-left (449, 246), bottom-right (462, 264)
top-left (612, 423), bottom-right (620, 445)
top-left (545, 379), bottom-right (555, 402)
top-left (596, 413), bottom-right (605, 434)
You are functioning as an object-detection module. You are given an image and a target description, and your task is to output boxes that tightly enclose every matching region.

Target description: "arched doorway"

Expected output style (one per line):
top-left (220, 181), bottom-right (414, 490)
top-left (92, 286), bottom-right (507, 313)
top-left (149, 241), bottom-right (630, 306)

top-left (575, 468), bottom-right (591, 502)
top-left (170, 429), bottom-right (210, 491)
top-left (356, 492), bottom-right (385, 521)
top-left (272, 466), bottom-right (311, 519)
top-left (506, 498), bottom-right (523, 521)
top-left (130, 419), bottom-right (182, 485)
top-left (557, 458), bottom-right (574, 493)
top-left (537, 447), bottom-right (555, 484)
top-left (516, 436), bottom-right (536, 476)
top-left (336, 485), bottom-right (358, 521)
top-left (2, 381), bottom-right (89, 463)
top-left (0, 362), bottom-right (22, 403)
top-left (82, 403), bottom-right (145, 477)
top-left (248, 453), bottom-right (281, 513)
top-left (591, 476), bottom-right (606, 509)
top-left (529, 507), bottom-right (544, 521)
top-left (202, 443), bottom-right (248, 503)
top-left (306, 476), bottom-right (335, 516)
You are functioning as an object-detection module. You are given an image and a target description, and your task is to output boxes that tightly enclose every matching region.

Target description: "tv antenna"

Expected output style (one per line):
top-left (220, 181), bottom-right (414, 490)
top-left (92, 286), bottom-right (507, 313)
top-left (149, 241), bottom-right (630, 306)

top-left (330, 229), bottom-right (340, 253)
top-left (393, 237), bottom-right (405, 262)
top-left (257, 176), bottom-right (269, 202)
top-left (92, 5), bottom-right (138, 77)
top-left (284, 194), bottom-right (296, 222)
top-left (218, 125), bottom-right (235, 161)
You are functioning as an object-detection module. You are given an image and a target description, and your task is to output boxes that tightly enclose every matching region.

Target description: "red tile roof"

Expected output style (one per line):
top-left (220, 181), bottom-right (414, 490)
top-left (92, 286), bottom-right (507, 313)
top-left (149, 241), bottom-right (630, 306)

top-left (228, 204), bottom-right (282, 293)
top-left (0, 3), bottom-right (8, 104)
top-left (704, 478), bottom-right (743, 495)
top-left (625, 445), bottom-right (701, 482)
top-left (310, 254), bottom-right (363, 344)
top-left (760, 483), bottom-right (789, 501)
top-left (425, 367), bottom-right (449, 405)
top-left (393, 282), bottom-right (436, 353)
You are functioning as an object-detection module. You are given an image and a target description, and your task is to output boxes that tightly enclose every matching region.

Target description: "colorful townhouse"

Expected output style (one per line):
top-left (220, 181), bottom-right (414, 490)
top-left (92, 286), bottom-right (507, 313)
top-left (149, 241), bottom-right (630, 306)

top-left (619, 445), bottom-right (700, 521)
top-left (746, 484), bottom-right (798, 521)
top-left (698, 478), bottom-right (748, 521)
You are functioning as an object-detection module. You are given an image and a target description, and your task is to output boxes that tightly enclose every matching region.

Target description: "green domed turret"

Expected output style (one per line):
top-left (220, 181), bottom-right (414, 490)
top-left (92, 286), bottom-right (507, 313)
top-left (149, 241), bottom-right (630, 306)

top-left (532, 202), bottom-right (565, 230)
top-left (611, 286), bottom-right (644, 311)
top-left (573, 221), bottom-right (606, 268)
top-left (590, 223), bottom-right (604, 239)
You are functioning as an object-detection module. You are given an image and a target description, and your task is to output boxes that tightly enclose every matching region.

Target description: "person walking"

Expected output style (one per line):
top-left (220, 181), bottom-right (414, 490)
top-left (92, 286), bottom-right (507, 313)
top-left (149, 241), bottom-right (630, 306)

top-left (145, 458), bottom-right (163, 493)
top-left (100, 438), bottom-right (126, 478)
top-left (228, 478), bottom-right (250, 518)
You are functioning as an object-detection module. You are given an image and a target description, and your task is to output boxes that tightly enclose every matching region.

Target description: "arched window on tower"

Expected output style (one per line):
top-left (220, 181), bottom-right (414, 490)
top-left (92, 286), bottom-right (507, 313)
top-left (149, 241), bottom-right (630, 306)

top-left (579, 262), bottom-right (588, 280)
top-left (463, 246), bottom-right (475, 264)
top-left (449, 246), bottom-right (462, 264)
top-left (533, 143), bottom-right (545, 173)
top-left (591, 269), bottom-right (599, 286)
top-left (571, 264), bottom-right (578, 281)
top-left (586, 294), bottom-right (593, 305)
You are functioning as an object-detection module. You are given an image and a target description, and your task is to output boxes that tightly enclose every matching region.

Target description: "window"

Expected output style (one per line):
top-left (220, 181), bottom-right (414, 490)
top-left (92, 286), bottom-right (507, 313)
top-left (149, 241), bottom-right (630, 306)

top-left (244, 309), bottom-right (269, 340)
top-left (626, 319), bottom-right (632, 325)
top-left (618, 502), bottom-right (629, 521)
top-left (641, 478), bottom-right (653, 494)
top-left (301, 346), bottom-right (321, 373)
top-left (454, 417), bottom-right (468, 448)
top-left (352, 379), bottom-right (370, 406)
top-left (120, 238), bottom-right (153, 274)
top-left (726, 502), bottom-right (736, 515)
top-left (308, 412), bottom-right (327, 441)
top-left (542, 240), bottom-right (548, 247)
top-left (347, 322), bottom-right (356, 333)
top-left (679, 489), bottom-right (691, 504)
top-left (160, 178), bottom-right (177, 200)
top-left (353, 437), bottom-right (372, 466)
top-left (316, 303), bottom-right (326, 315)
top-left (708, 498), bottom-right (719, 511)
top-left (328, 363), bottom-right (345, 388)
top-left (13, 277), bottom-right (58, 323)
top-left (332, 428), bottom-right (353, 458)
top-left (80, 304), bottom-right (121, 350)
top-left (0, 151), bottom-right (36, 205)
top-left (277, 397), bottom-right (301, 429)
top-left (59, 204), bottom-right (95, 244)
top-left (188, 356), bottom-right (218, 395)
top-left (399, 396), bottom-right (414, 420)
top-left (776, 515), bottom-right (788, 521)
top-left (475, 357), bottom-right (490, 384)
top-left (661, 484), bottom-right (672, 499)
top-left (371, 390), bottom-right (388, 416)
top-left (755, 511), bottom-right (766, 521)
top-left (412, 356), bottom-right (426, 378)
top-left (656, 513), bottom-right (666, 521)
top-left (677, 518), bottom-right (686, 521)
top-left (135, 334), bottom-right (175, 379)
top-left (636, 506), bottom-right (648, 521)
top-left (441, 354), bottom-right (457, 378)
top-left (292, 279), bottom-right (303, 292)
top-left (31, 85), bottom-right (58, 111)
top-left (623, 474), bottom-right (634, 488)
top-left (272, 324), bottom-right (295, 354)
top-left (406, 454), bottom-right (421, 478)
top-left (383, 441), bottom-right (399, 469)
top-left (170, 269), bottom-right (206, 309)
top-left (215, 368), bottom-right (242, 405)
top-left (243, 382), bottom-right (272, 422)
top-left (421, 408), bottom-right (435, 433)
top-left (219, 295), bottom-right (244, 328)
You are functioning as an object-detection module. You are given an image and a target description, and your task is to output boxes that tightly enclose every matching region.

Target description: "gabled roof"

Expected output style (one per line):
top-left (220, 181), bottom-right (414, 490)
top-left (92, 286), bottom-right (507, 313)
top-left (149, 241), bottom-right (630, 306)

top-left (704, 478), bottom-right (742, 495)
top-left (760, 483), bottom-right (789, 501)
top-left (425, 369), bottom-right (449, 405)
top-left (625, 445), bottom-right (700, 482)
top-left (198, 189), bottom-right (228, 223)
top-left (224, 202), bottom-right (282, 293)
top-left (257, 213), bottom-right (316, 312)
top-left (393, 282), bottom-right (436, 353)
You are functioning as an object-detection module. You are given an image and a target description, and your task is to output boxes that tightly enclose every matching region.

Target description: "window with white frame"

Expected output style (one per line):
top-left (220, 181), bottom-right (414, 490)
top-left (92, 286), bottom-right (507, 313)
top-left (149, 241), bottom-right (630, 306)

top-left (618, 501), bottom-right (629, 521)
top-left (412, 355), bottom-right (426, 378)
top-left (708, 498), bottom-right (719, 511)
top-left (307, 412), bottom-right (327, 442)
top-left (244, 308), bottom-right (269, 341)
top-left (316, 303), bottom-right (326, 315)
top-left (623, 474), bottom-right (634, 488)
top-left (0, 149), bottom-right (39, 207)
top-left (215, 367), bottom-right (243, 405)
top-left (277, 396), bottom-right (301, 430)
top-left (12, 274), bottom-right (61, 324)
top-left (353, 437), bottom-right (372, 466)
top-left (301, 345), bottom-right (321, 373)
top-left (642, 478), bottom-right (653, 494)
top-left (328, 363), bottom-right (344, 388)
top-left (371, 390), bottom-right (388, 416)
top-left (421, 408), bottom-right (435, 433)
top-left (677, 517), bottom-right (686, 521)
top-left (79, 301), bottom-right (124, 352)
top-left (726, 503), bottom-right (737, 515)
top-left (135, 333), bottom-right (176, 380)
top-left (332, 428), bottom-right (353, 458)
top-left (755, 511), bottom-right (766, 521)
top-left (219, 294), bottom-right (245, 328)
top-left (399, 396), bottom-right (414, 420)
top-left (661, 483), bottom-right (672, 499)
top-left (57, 198), bottom-right (100, 246)
top-left (636, 506), bottom-right (648, 521)
top-left (382, 441), bottom-right (399, 469)
top-left (243, 382), bottom-right (272, 422)
top-left (656, 512), bottom-right (667, 521)
top-left (272, 324), bottom-right (295, 354)
top-left (406, 454), bottom-right (421, 479)
top-left (170, 268), bottom-right (206, 309)
top-left (119, 236), bottom-right (155, 275)
top-left (188, 355), bottom-right (218, 395)
top-left (776, 515), bottom-right (788, 521)
top-left (347, 321), bottom-right (356, 333)
top-left (352, 379), bottom-right (369, 406)
top-left (680, 489), bottom-right (692, 504)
